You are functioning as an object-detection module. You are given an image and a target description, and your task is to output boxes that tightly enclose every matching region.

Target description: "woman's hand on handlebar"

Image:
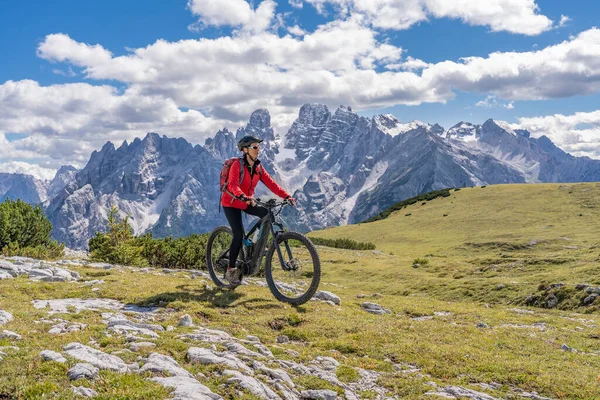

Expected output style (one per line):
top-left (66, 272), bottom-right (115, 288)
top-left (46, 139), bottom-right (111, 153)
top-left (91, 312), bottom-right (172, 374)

top-left (286, 197), bottom-right (297, 207)
top-left (239, 194), bottom-right (256, 207)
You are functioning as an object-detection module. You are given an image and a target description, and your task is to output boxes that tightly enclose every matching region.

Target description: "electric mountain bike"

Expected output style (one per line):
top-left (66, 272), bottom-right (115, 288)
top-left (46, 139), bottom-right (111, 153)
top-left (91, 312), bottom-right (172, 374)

top-left (206, 198), bottom-right (321, 305)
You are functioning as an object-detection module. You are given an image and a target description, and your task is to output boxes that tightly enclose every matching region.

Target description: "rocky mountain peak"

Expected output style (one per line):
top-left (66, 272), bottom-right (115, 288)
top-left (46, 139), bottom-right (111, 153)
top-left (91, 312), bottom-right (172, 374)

top-left (482, 119), bottom-right (518, 137)
top-left (48, 166), bottom-right (78, 199)
top-left (296, 103), bottom-right (330, 125)
top-left (248, 109), bottom-right (271, 130)
top-left (446, 122), bottom-right (481, 140)
top-left (237, 109), bottom-right (275, 142)
top-left (205, 128), bottom-right (237, 160)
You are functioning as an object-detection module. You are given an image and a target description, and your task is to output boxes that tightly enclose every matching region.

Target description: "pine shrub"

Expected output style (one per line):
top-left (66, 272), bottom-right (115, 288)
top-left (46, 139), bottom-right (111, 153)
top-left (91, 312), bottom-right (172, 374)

top-left (0, 198), bottom-right (64, 259)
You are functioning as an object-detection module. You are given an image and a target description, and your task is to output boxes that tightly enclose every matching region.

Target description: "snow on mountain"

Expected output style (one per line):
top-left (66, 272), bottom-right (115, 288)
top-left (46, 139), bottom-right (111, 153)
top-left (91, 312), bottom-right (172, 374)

top-left (47, 165), bottom-right (78, 199)
top-left (0, 173), bottom-right (48, 204)
top-left (446, 122), bottom-right (481, 142)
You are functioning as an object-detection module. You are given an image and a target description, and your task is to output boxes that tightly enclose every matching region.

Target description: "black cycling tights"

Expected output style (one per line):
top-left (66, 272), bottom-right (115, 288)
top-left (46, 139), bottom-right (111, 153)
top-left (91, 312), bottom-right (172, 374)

top-left (223, 205), bottom-right (268, 269)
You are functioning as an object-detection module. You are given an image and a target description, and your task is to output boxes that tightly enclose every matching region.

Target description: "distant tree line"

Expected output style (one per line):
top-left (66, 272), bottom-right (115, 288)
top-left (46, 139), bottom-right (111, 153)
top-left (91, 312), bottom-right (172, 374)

top-left (362, 188), bottom-right (454, 223)
top-left (0, 198), bottom-right (64, 259)
top-left (309, 237), bottom-right (376, 250)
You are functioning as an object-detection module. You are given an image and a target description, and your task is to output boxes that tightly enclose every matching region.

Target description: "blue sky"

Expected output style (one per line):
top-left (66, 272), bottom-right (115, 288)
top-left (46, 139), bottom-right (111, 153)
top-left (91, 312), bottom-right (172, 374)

top-left (1, 0), bottom-right (600, 179)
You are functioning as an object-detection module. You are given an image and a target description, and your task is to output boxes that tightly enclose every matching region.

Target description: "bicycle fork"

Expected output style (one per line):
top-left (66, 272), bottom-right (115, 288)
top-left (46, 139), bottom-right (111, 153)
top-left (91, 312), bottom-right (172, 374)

top-left (271, 225), bottom-right (296, 272)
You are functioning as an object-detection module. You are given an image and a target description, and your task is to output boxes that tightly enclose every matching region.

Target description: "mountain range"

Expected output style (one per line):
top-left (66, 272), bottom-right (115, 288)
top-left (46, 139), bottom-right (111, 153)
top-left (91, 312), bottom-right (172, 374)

top-left (4, 104), bottom-right (600, 248)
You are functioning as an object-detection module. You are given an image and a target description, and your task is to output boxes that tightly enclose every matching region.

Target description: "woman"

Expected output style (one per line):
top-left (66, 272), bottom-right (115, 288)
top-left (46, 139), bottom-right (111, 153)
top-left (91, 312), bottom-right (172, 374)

top-left (221, 135), bottom-right (296, 285)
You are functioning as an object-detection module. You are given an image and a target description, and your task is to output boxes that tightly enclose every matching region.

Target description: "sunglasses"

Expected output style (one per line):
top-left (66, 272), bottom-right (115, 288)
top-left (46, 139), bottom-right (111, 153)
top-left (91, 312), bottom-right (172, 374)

top-left (247, 145), bottom-right (260, 150)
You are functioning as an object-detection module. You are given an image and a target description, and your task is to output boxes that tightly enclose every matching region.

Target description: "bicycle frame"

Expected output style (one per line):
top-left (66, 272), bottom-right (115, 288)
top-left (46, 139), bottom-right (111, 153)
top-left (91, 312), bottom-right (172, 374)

top-left (241, 202), bottom-right (294, 276)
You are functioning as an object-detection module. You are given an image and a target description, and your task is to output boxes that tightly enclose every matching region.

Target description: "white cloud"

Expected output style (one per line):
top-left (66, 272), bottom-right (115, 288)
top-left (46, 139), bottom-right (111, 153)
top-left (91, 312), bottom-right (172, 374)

top-left (187, 0), bottom-right (277, 33)
top-left (558, 15), bottom-right (571, 28)
top-left (423, 0), bottom-right (553, 35)
top-left (37, 33), bottom-right (112, 66)
top-left (305, 0), bottom-right (553, 35)
top-left (0, 80), bottom-right (230, 175)
top-left (52, 67), bottom-right (77, 77)
top-left (36, 27), bottom-right (600, 110)
top-left (517, 110), bottom-right (600, 159)
top-left (386, 56), bottom-right (430, 71)
top-left (476, 95), bottom-right (515, 109)
top-left (0, 161), bottom-right (56, 181)
top-left (288, 25), bottom-right (306, 36)
top-left (289, 0), bottom-right (303, 8)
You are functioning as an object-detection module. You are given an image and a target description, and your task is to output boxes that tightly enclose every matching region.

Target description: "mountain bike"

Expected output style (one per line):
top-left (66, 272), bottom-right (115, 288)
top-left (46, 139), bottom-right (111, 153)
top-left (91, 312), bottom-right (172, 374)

top-left (206, 198), bottom-right (321, 305)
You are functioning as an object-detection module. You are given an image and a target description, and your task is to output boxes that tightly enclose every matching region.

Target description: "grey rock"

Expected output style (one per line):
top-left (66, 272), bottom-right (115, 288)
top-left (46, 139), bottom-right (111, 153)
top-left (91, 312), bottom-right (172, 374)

top-left (300, 389), bottom-right (337, 399)
top-left (477, 322), bottom-right (489, 329)
top-left (82, 279), bottom-right (105, 286)
top-left (583, 294), bottom-right (598, 305)
top-left (67, 363), bottom-right (99, 380)
top-left (107, 318), bottom-right (163, 338)
top-left (361, 302), bottom-right (391, 315)
top-left (224, 369), bottom-right (281, 399)
top-left (310, 356), bottom-right (340, 371)
top-left (253, 361), bottom-right (295, 387)
top-left (0, 330), bottom-right (21, 340)
top-left (32, 298), bottom-right (123, 314)
top-left (514, 390), bottom-right (554, 399)
top-left (276, 335), bottom-right (290, 344)
top-left (178, 314), bottom-right (194, 327)
top-left (139, 352), bottom-right (194, 378)
top-left (187, 347), bottom-right (253, 374)
top-left (253, 343), bottom-right (274, 358)
top-left (429, 386), bottom-right (500, 400)
top-left (129, 342), bottom-right (157, 352)
top-left (0, 260), bottom-right (21, 276)
top-left (312, 291), bottom-right (341, 305)
top-left (0, 310), bottom-right (13, 325)
top-left (0, 270), bottom-right (13, 279)
top-left (179, 327), bottom-right (234, 343)
top-left (585, 286), bottom-right (600, 294)
top-left (41, 350), bottom-right (67, 363)
top-left (225, 342), bottom-right (265, 358)
top-left (151, 375), bottom-right (222, 400)
top-left (546, 294), bottom-right (559, 308)
top-left (64, 342), bottom-right (128, 372)
top-left (71, 386), bottom-right (98, 397)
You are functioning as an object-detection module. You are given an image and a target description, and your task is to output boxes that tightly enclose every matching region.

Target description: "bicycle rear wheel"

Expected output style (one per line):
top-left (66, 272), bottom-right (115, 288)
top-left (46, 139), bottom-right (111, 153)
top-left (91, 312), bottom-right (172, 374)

top-left (206, 226), bottom-right (234, 288)
top-left (265, 231), bottom-right (321, 305)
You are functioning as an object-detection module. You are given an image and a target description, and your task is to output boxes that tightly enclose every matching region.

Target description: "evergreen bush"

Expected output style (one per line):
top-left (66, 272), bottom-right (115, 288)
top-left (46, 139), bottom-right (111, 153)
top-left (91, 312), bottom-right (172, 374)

top-left (0, 198), bottom-right (64, 259)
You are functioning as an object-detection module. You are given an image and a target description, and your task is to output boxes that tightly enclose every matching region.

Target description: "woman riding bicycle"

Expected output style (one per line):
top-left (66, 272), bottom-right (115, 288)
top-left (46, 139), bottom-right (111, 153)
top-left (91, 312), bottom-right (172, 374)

top-left (222, 135), bottom-right (296, 285)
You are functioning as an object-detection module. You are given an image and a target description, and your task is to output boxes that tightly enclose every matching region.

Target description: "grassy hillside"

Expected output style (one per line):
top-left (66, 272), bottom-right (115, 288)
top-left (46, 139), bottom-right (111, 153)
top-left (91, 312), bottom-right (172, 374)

top-left (1, 183), bottom-right (599, 399)
top-left (310, 182), bottom-right (600, 309)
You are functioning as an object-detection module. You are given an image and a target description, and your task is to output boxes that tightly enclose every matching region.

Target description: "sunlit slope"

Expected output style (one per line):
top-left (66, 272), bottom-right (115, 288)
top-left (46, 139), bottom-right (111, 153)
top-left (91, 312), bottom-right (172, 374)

top-left (311, 182), bottom-right (600, 256)
top-left (309, 182), bottom-right (600, 308)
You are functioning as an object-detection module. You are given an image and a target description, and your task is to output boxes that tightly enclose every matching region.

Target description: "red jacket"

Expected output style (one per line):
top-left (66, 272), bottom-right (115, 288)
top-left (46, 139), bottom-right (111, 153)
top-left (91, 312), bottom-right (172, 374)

top-left (221, 157), bottom-right (290, 210)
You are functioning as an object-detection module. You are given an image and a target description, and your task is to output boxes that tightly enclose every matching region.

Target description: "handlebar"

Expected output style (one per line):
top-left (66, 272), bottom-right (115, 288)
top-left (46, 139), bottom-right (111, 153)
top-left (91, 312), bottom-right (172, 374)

top-left (254, 198), bottom-right (293, 208)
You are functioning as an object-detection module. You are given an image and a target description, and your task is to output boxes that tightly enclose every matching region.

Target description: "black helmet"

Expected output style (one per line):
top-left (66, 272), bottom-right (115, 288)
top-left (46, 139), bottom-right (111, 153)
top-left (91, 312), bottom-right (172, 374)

top-left (237, 135), bottom-right (263, 151)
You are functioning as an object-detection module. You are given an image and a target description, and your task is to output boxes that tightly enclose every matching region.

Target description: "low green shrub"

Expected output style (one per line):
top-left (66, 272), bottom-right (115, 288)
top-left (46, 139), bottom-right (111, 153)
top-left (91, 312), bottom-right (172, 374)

top-left (0, 198), bottom-right (64, 259)
top-left (363, 188), bottom-right (454, 223)
top-left (309, 237), bottom-right (376, 250)
top-left (89, 207), bottom-right (209, 269)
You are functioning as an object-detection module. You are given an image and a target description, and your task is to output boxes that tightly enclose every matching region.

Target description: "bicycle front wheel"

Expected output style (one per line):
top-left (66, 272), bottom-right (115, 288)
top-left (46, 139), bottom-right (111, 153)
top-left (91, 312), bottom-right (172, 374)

top-left (265, 231), bottom-right (321, 305)
top-left (206, 226), bottom-right (233, 288)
